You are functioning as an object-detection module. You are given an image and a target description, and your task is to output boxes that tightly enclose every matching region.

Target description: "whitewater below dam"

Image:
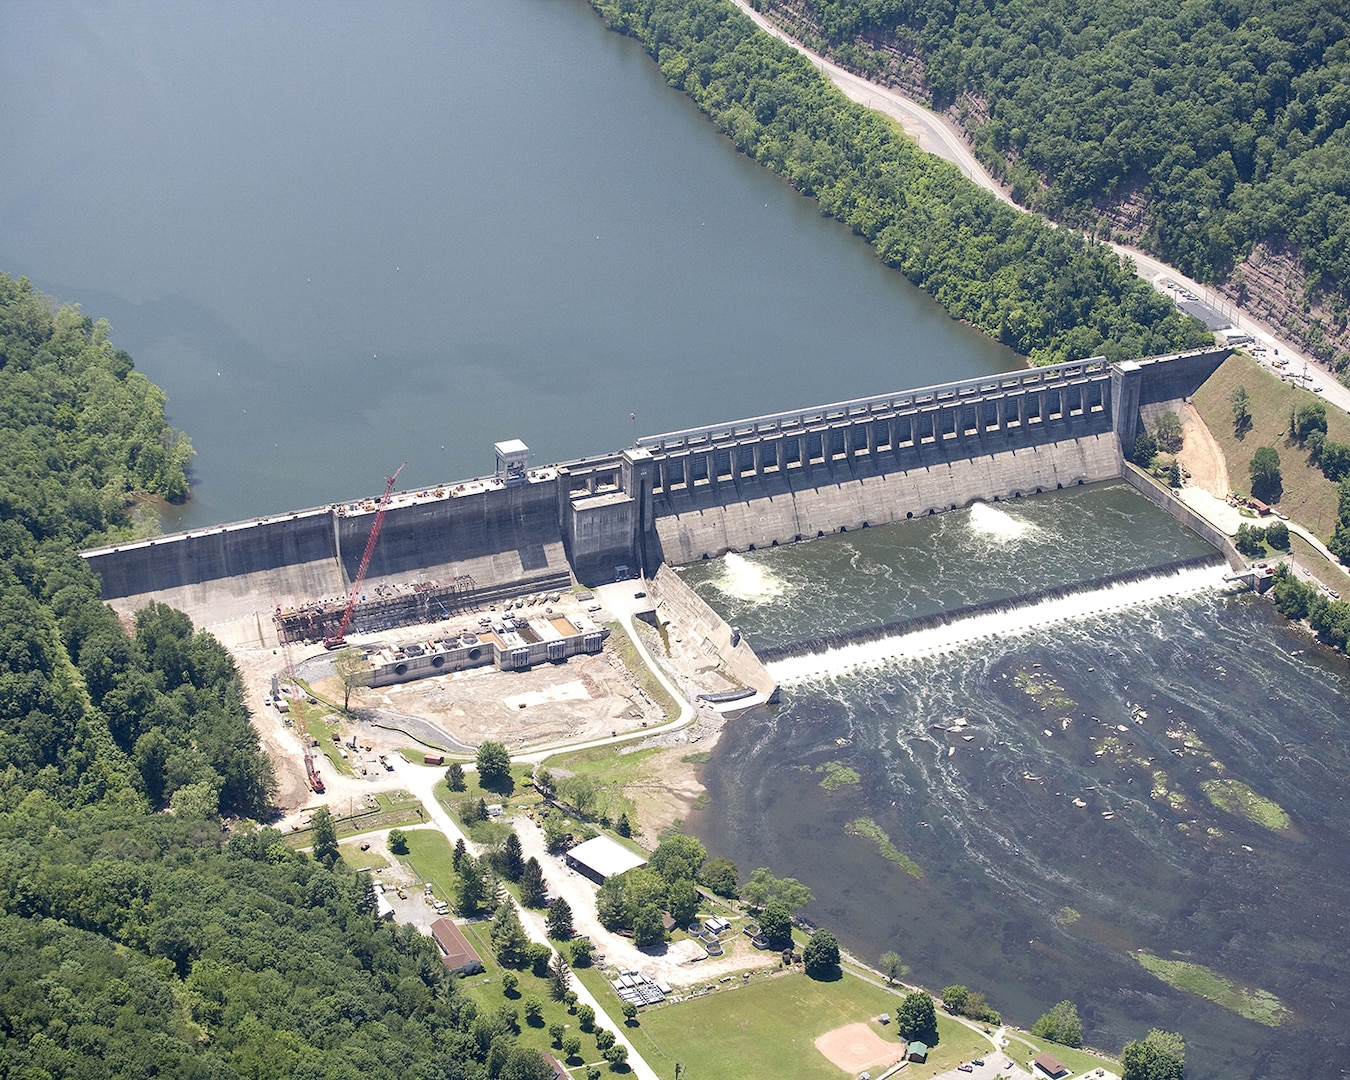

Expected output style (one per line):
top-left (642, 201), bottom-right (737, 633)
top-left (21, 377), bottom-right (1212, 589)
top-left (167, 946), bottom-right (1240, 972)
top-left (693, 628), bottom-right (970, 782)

top-left (682, 481), bottom-right (1350, 1080)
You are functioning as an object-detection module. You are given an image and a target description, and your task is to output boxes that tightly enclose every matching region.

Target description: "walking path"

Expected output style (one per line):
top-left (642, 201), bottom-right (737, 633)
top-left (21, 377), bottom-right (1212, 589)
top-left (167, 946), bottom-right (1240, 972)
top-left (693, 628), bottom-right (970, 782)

top-left (395, 761), bottom-right (661, 1080)
top-left (725, 0), bottom-right (1350, 418)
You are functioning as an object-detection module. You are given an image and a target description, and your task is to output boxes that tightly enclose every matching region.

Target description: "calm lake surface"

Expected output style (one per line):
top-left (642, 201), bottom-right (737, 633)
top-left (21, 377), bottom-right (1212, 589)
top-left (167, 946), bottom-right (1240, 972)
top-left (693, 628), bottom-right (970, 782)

top-left (684, 489), bottom-right (1350, 1079)
top-left (5, 4), bottom-right (1347, 1077)
top-left (0, 0), bottom-right (1017, 528)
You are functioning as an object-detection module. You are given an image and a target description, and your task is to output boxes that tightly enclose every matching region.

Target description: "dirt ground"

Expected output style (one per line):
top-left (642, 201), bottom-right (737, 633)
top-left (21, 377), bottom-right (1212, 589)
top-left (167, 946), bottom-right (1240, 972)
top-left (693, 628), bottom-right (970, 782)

top-left (1176, 401), bottom-right (1229, 497)
top-left (227, 592), bottom-right (740, 821)
top-left (343, 644), bottom-right (664, 751)
top-left (814, 1022), bottom-right (905, 1075)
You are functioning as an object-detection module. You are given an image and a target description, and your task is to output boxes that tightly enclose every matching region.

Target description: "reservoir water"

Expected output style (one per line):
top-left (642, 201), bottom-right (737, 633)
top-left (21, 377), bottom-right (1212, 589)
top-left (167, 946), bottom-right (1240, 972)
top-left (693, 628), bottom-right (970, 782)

top-left (683, 486), bottom-right (1350, 1079)
top-left (0, 0), bottom-right (1017, 529)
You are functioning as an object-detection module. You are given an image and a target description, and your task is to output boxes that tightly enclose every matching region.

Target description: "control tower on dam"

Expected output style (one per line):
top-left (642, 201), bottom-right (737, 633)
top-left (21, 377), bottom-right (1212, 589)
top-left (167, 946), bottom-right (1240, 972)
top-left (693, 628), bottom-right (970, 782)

top-left (80, 347), bottom-right (1230, 644)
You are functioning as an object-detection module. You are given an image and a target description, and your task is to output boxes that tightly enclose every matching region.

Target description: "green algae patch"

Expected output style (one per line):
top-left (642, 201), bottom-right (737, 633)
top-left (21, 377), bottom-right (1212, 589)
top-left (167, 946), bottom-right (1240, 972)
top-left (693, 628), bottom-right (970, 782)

top-left (1014, 669), bottom-right (1075, 711)
top-left (1201, 778), bottom-right (1291, 831)
top-left (1133, 950), bottom-right (1290, 1027)
top-left (1151, 770), bottom-right (1188, 811)
top-left (846, 817), bottom-right (922, 878)
top-left (817, 760), bottom-right (861, 791)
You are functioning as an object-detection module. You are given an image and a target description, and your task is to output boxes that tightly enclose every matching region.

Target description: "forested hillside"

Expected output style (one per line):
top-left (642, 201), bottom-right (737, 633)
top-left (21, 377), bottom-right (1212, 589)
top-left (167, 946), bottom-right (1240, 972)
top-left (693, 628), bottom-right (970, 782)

top-left (591, 0), bottom-right (1210, 365)
top-left (754, 0), bottom-right (1350, 375)
top-left (0, 274), bottom-right (557, 1079)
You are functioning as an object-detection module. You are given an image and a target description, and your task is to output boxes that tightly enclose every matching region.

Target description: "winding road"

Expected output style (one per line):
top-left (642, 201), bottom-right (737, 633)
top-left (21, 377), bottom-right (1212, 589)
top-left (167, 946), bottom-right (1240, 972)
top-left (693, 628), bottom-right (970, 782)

top-left (727, 0), bottom-right (1350, 418)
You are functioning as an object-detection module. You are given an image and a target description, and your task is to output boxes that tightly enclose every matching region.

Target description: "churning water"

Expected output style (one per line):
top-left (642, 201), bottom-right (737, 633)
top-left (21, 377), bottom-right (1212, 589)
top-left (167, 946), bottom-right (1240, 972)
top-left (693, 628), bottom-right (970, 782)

top-left (683, 483), bottom-right (1350, 1079)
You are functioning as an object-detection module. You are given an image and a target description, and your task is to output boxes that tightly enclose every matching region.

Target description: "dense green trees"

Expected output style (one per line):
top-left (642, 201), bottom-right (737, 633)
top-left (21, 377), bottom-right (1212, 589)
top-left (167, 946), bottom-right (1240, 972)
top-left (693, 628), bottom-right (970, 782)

top-left (590, 0), bottom-right (1211, 367)
top-left (1249, 446), bottom-right (1284, 502)
top-left (1122, 1029), bottom-right (1186, 1080)
top-left (763, 0), bottom-right (1350, 371)
top-left (0, 281), bottom-right (567, 1077)
top-left (803, 928), bottom-right (841, 978)
top-left (0, 272), bottom-right (194, 541)
top-left (896, 990), bottom-right (939, 1043)
top-left (1032, 1000), bottom-right (1085, 1048)
top-left (476, 740), bottom-right (513, 792)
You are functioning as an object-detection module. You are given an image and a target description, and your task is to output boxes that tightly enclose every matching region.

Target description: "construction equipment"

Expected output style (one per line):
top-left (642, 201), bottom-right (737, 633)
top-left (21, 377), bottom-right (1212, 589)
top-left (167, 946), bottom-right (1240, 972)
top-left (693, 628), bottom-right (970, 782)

top-left (324, 462), bottom-right (406, 649)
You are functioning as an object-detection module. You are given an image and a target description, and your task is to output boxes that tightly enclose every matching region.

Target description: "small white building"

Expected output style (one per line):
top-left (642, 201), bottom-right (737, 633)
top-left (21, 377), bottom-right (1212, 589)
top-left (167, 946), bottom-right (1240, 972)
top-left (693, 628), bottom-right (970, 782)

top-left (565, 835), bottom-right (648, 884)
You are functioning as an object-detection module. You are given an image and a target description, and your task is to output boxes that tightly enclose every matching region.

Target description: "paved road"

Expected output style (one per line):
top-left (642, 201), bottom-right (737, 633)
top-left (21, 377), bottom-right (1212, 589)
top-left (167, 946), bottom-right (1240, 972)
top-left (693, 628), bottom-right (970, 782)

top-left (392, 761), bottom-right (662, 1080)
top-left (726, 0), bottom-right (1350, 417)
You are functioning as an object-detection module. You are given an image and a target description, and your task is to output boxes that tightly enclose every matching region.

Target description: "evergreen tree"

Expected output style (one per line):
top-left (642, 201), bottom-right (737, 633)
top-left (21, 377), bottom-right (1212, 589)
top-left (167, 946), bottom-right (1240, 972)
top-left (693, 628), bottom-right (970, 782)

top-left (310, 806), bottom-right (339, 868)
top-left (520, 857), bottom-right (548, 908)
top-left (446, 762), bottom-right (466, 791)
top-left (492, 901), bottom-right (530, 968)
top-left (458, 854), bottom-right (490, 917)
top-left (548, 950), bottom-right (571, 1000)
top-left (500, 831), bottom-right (525, 882)
top-left (546, 897), bottom-right (574, 940)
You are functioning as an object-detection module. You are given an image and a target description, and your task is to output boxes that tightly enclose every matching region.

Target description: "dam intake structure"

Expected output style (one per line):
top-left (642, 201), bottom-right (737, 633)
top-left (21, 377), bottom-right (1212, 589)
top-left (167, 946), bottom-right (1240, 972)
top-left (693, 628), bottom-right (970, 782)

top-left (81, 347), bottom-right (1232, 651)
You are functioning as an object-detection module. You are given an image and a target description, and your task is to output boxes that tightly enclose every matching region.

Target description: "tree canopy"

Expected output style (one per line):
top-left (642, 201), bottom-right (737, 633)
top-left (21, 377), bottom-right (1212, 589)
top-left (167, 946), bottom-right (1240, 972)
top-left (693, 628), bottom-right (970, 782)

top-left (757, 0), bottom-right (1350, 374)
top-left (1122, 1029), bottom-right (1186, 1080)
top-left (0, 276), bottom-right (565, 1079)
top-left (590, 0), bottom-right (1212, 367)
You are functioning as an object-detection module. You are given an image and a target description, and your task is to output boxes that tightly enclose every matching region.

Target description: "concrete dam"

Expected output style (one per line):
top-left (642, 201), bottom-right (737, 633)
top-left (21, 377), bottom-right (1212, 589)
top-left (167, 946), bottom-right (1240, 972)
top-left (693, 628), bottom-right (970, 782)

top-left (81, 347), bottom-right (1231, 646)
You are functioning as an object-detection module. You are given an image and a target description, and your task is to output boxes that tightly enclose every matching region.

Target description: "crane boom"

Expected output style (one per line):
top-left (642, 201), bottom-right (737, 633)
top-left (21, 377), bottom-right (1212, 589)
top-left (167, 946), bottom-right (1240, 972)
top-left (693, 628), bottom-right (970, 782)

top-left (324, 462), bottom-right (406, 649)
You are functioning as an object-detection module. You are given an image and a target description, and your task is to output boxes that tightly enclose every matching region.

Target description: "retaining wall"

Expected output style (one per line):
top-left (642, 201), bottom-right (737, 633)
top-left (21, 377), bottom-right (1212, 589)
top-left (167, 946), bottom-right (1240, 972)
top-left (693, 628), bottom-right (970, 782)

top-left (648, 564), bottom-right (778, 701)
top-left (1120, 464), bottom-right (1245, 570)
top-left (651, 434), bottom-right (1122, 564)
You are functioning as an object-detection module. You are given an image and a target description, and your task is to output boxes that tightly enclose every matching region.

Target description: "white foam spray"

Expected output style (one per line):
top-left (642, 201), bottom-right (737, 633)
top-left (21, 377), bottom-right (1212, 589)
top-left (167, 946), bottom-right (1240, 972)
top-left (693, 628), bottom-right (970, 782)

top-left (768, 563), bottom-right (1227, 685)
top-left (714, 552), bottom-right (789, 602)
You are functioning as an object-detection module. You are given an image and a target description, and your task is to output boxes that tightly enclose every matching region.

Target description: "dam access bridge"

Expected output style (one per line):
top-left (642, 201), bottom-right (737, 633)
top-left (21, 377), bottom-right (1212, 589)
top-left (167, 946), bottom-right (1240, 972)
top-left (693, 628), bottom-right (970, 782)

top-left (81, 347), bottom-right (1231, 649)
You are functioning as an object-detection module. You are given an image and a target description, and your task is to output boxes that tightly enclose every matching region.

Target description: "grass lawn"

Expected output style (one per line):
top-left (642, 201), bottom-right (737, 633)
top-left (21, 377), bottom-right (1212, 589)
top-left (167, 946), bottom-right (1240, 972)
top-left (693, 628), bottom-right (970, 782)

top-left (605, 620), bottom-right (678, 719)
top-left (1192, 352), bottom-right (1350, 538)
top-left (399, 829), bottom-right (461, 905)
top-left (455, 921), bottom-right (597, 1068)
top-left (1004, 1034), bottom-right (1119, 1077)
top-left (622, 971), bottom-right (979, 1080)
top-left (286, 790), bottom-right (428, 847)
top-left (439, 764), bottom-right (545, 823)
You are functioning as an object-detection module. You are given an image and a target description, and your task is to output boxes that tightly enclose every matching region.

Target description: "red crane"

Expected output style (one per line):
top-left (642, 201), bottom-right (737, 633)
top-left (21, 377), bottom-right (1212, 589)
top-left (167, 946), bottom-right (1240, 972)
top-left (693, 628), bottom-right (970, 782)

top-left (324, 462), bottom-right (406, 649)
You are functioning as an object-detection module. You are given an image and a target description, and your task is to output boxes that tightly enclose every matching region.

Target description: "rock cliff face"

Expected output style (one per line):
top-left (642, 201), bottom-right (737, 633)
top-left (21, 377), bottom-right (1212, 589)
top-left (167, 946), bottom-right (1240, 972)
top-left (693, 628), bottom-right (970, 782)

top-left (758, 0), bottom-right (1350, 377)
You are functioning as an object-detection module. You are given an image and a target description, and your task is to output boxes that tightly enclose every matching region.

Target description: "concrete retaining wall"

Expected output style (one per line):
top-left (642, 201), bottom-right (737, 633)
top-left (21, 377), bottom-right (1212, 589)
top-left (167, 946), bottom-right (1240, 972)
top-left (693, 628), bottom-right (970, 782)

top-left (1121, 464), bottom-right (1244, 569)
top-left (649, 564), bottom-right (778, 701)
top-left (652, 433), bottom-right (1122, 563)
top-left (80, 349), bottom-right (1235, 639)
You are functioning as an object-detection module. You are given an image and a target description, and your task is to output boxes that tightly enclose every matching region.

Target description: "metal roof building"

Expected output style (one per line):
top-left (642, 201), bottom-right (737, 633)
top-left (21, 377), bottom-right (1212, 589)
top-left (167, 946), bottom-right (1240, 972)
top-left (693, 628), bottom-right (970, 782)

top-left (565, 835), bottom-right (648, 884)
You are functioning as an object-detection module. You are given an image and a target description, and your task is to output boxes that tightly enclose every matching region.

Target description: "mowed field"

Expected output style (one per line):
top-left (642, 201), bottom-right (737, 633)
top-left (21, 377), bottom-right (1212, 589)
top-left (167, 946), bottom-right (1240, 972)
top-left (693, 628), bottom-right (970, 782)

top-left (1192, 353), bottom-right (1350, 539)
top-left (627, 972), bottom-right (981, 1080)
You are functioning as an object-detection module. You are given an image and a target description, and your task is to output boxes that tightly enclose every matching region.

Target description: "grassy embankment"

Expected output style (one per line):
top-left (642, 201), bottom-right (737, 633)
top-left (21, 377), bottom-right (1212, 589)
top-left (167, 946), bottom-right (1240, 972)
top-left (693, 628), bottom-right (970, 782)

top-left (287, 790), bottom-right (428, 847)
top-left (1192, 352), bottom-right (1350, 539)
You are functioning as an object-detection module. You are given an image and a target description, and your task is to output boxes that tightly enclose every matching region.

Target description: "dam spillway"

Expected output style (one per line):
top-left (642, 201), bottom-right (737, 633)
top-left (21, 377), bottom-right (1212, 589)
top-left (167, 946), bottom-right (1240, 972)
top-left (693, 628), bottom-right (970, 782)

top-left (80, 347), bottom-right (1231, 643)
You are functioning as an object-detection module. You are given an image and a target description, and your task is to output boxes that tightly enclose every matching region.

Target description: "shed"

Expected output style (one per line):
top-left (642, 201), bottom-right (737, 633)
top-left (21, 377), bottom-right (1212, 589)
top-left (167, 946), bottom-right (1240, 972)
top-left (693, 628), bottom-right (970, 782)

top-left (565, 834), bottom-right (648, 884)
top-left (906, 1042), bottom-right (929, 1063)
top-left (430, 917), bottom-right (484, 976)
top-left (1033, 1052), bottom-right (1069, 1078)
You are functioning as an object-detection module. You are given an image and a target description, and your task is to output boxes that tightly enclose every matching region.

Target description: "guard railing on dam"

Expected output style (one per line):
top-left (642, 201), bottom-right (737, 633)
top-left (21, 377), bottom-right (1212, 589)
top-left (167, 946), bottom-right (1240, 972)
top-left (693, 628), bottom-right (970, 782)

top-left (636, 356), bottom-right (1111, 454)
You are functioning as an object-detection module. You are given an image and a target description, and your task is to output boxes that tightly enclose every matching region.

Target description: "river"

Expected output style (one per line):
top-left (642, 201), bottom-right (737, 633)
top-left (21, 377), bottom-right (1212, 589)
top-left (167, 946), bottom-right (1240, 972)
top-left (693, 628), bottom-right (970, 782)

top-left (4, 4), bottom-right (1345, 1077)
top-left (0, 0), bottom-right (1017, 529)
top-left (682, 486), bottom-right (1350, 1078)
